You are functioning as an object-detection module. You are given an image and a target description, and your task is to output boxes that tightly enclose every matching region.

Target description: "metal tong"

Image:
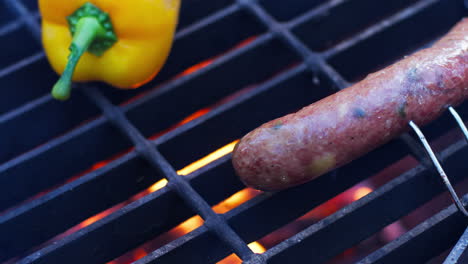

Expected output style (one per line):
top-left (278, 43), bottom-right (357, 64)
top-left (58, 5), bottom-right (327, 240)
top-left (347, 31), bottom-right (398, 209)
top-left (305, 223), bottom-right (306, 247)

top-left (409, 106), bottom-right (468, 217)
top-left (410, 106), bottom-right (468, 264)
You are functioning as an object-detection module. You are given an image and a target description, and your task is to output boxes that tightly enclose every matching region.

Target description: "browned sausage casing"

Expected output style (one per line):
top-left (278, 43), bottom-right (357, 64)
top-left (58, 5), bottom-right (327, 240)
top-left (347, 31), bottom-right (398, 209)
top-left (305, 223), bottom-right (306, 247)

top-left (232, 18), bottom-right (468, 191)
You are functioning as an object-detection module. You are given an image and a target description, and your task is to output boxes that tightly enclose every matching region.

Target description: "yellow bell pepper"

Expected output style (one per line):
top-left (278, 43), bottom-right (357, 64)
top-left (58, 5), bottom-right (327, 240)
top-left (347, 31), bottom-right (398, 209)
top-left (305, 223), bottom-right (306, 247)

top-left (39, 0), bottom-right (180, 100)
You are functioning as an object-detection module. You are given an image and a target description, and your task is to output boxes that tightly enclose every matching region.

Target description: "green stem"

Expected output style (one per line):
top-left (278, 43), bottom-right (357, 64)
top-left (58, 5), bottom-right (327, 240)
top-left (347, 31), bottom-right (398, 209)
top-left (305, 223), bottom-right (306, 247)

top-left (52, 17), bottom-right (106, 101)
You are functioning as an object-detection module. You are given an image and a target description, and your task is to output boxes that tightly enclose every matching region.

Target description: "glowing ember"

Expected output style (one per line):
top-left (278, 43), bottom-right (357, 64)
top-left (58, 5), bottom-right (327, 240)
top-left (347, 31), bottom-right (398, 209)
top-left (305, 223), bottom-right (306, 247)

top-left (80, 208), bottom-right (115, 228)
top-left (92, 161), bottom-right (109, 170)
top-left (148, 140), bottom-right (241, 194)
top-left (353, 186), bottom-right (373, 201)
top-left (179, 36), bottom-right (257, 78)
top-left (248, 241), bottom-right (266, 253)
top-left (133, 248), bottom-right (148, 261)
top-left (178, 108), bottom-right (211, 125)
top-left (29, 36), bottom-right (267, 264)
top-left (218, 242), bottom-right (266, 264)
top-left (171, 215), bottom-right (204, 237)
top-left (177, 140), bottom-right (239, 176)
top-left (259, 183), bottom-right (376, 249)
top-left (181, 59), bottom-right (215, 76)
top-left (148, 179), bottom-right (168, 193)
top-left (213, 188), bottom-right (261, 214)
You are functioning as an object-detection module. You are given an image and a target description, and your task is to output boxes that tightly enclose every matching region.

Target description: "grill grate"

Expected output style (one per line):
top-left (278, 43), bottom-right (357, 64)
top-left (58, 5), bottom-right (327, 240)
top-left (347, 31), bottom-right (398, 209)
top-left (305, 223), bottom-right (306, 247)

top-left (2, 0), bottom-right (468, 263)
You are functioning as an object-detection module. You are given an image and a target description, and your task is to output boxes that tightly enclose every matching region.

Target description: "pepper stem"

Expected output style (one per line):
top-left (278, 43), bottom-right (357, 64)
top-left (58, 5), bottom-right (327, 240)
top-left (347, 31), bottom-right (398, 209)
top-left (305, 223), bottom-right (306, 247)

top-left (52, 17), bottom-right (106, 100)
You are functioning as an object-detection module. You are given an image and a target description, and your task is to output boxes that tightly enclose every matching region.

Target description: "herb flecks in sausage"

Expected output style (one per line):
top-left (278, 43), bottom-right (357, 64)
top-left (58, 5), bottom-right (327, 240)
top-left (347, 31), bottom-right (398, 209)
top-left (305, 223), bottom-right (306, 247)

top-left (398, 101), bottom-right (408, 119)
top-left (307, 153), bottom-right (336, 176)
top-left (406, 68), bottom-right (421, 83)
top-left (272, 121), bottom-right (283, 130)
top-left (352, 107), bottom-right (366, 119)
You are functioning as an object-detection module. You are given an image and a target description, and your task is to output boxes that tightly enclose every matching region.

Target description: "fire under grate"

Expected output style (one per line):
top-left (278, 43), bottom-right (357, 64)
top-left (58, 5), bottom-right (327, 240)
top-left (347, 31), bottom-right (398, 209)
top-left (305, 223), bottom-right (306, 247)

top-left (2, 0), bottom-right (468, 263)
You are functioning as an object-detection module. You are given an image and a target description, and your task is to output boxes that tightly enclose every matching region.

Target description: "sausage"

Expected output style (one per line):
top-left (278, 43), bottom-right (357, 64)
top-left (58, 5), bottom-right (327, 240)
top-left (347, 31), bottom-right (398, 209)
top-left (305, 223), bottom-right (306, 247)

top-left (232, 18), bottom-right (468, 191)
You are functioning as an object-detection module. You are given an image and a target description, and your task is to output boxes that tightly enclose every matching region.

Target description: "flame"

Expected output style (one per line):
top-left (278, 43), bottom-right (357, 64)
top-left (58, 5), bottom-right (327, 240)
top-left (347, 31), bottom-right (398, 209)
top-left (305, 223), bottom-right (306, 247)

top-left (213, 188), bottom-right (261, 214)
top-left (148, 179), bottom-right (169, 193)
top-left (353, 186), bottom-right (373, 201)
top-left (181, 59), bottom-right (215, 76)
top-left (218, 242), bottom-right (266, 264)
top-left (236, 36), bottom-right (257, 48)
top-left (179, 36), bottom-right (256, 78)
top-left (147, 140), bottom-right (240, 193)
top-left (171, 215), bottom-right (204, 236)
top-left (89, 36), bottom-right (258, 176)
top-left (178, 108), bottom-right (211, 125)
top-left (133, 248), bottom-right (148, 261)
top-left (80, 208), bottom-right (114, 228)
top-left (92, 161), bottom-right (109, 170)
top-left (177, 140), bottom-right (239, 176)
top-left (148, 108), bottom-right (212, 141)
top-left (40, 36), bottom-right (264, 264)
top-left (131, 70), bottom-right (159, 89)
top-left (248, 241), bottom-right (266, 253)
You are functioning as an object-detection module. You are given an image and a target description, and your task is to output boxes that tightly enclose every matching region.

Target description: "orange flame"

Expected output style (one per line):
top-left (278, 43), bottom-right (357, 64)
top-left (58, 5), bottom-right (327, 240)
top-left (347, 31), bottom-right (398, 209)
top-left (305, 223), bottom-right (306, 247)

top-left (179, 36), bottom-right (257, 78)
top-left (177, 140), bottom-right (239, 176)
top-left (353, 186), bottom-right (373, 201)
top-left (133, 248), bottom-right (148, 262)
top-left (181, 59), bottom-right (215, 76)
top-left (248, 241), bottom-right (266, 253)
top-left (148, 108), bottom-right (212, 141)
top-left (80, 208), bottom-right (114, 228)
top-left (178, 108), bottom-right (211, 125)
top-left (148, 179), bottom-right (169, 193)
top-left (92, 161), bottom-right (109, 170)
top-left (213, 188), bottom-right (261, 214)
top-left (44, 36), bottom-right (265, 264)
top-left (172, 215), bottom-right (204, 236)
top-left (218, 242), bottom-right (266, 264)
top-left (148, 140), bottom-right (240, 193)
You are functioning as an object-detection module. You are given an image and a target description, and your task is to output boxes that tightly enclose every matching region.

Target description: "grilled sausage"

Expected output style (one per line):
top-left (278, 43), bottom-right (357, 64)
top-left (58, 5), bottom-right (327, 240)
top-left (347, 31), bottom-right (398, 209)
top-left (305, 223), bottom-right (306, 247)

top-left (232, 18), bottom-right (468, 191)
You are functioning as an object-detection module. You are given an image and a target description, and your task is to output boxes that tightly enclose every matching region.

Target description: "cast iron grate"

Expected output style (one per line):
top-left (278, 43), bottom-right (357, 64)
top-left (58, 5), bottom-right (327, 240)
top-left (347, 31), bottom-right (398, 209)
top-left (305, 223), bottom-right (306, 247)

top-left (2, 0), bottom-right (468, 263)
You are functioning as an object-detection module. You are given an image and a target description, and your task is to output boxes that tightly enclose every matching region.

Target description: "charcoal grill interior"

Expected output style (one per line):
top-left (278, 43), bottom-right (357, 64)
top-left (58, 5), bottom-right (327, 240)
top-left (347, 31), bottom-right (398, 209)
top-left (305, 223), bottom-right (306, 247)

top-left (2, 0), bottom-right (468, 263)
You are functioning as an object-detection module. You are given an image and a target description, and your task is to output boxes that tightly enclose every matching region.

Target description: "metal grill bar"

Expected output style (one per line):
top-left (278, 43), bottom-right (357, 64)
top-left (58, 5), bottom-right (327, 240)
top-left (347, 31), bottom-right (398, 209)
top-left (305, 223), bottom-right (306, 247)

top-left (0, 18), bottom-right (23, 35)
top-left (1, 0), bottom-right (468, 263)
top-left (0, 115), bottom-right (133, 212)
top-left (0, 151), bottom-right (154, 261)
top-left (0, 0), bottom-right (454, 209)
top-left (1, 58), bottom-right (312, 262)
top-left (13, 154), bottom-right (240, 264)
top-left (253, 138), bottom-right (468, 264)
top-left (2, 4), bottom-right (260, 256)
top-left (0, 86), bottom-right (101, 165)
top-left (444, 226), bottom-right (468, 264)
top-left (137, 1), bottom-right (468, 262)
top-left (358, 195), bottom-right (468, 264)
top-left (0, 11), bottom-right (40, 70)
top-left (326, 0), bottom-right (465, 82)
top-left (3, 0), bottom-right (40, 41)
top-left (288, 0), bottom-right (420, 52)
top-left (322, 0), bottom-right (440, 59)
top-left (237, 0), bottom-right (350, 90)
top-left (0, 3), bottom-right (271, 210)
top-left (125, 33), bottom-right (297, 141)
top-left (100, 3), bottom-right (265, 105)
top-left (176, 0), bottom-right (233, 29)
top-left (236, 0), bottom-right (443, 169)
top-left (82, 86), bottom-right (255, 261)
top-left (0, 52), bottom-right (44, 80)
top-left (141, 136), bottom-right (468, 264)
top-left (0, 3), bottom-right (263, 165)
